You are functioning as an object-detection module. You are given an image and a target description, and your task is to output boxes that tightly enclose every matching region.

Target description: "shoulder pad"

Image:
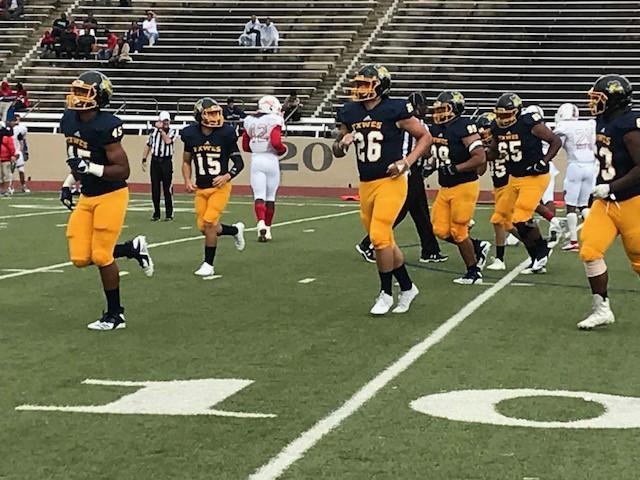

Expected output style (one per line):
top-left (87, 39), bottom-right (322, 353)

top-left (521, 112), bottom-right (543, 126)
top-left (388, 98), bottom-right (414, 119)
top-left (98, 113), bottom-right (124, 144)
top-left (617, 111), bottom-right (640, 132)
top-left (455, 116), bottom-right (478, 136)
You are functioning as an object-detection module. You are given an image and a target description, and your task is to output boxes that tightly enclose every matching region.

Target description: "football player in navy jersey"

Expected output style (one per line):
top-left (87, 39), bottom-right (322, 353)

top-left (181, 97), bottom-right (246, 278)
top-left (60, 71), bottom-right (154, 331)
top-left (487, 93), bottom-right (561, 274)
top-left (578, 74), bottom-right (640, 329)
top-left (333, 64), bottom-right (431, 315)
top-left (425, 91), bottom-right (490, 284)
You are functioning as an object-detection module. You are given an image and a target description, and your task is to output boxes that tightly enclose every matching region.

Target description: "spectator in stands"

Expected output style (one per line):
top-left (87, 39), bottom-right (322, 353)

top-left (0, 122), bottom-right (16, 197)
top-left (0, 81), bottom-right (14, 122)
top-left (84, 11), bottom-right (98, 32)
top-left (97, 29), bottom-right (118, 60)
top-left (126, 21), bottom-right (141, 51)
top-left (76, 27), bottom-right (96, 59)
top-left (239, 15), bottom-right (261, 47)
top-left (40, 30), bottom-right (56, 57)
top-left (5, 0), bottom-right (24, 19)
top-left (223, 97), bottom-right (246, 133)
top-left (283, 91), bottom-right (302, 122)
top-left (57, 26), bottom-right (78, 58)
top-left (260, 17), bottom-right (279, 53)
top-left (52, 13), bottom-right (69, 39)
top-left (142, 11), bottom-right (159, 46)
top-left (13, 82), bottom-right (28, 111)
top-left (108, 37), bottom-right (132, 67)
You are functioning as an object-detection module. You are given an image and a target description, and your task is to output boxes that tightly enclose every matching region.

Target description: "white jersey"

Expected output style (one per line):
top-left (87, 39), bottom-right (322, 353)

top-left (13, 124), bottom-right (27, 154)
top-left (554, 119), bottom-right (596, 164)
top-left (243, 113), bottom-right (284, 156)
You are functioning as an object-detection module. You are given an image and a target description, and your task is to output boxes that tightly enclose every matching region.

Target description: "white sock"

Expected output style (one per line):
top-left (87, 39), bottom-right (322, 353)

top-left (567, 212), bottom-right (579, 242)
top-left (581, 208), bottom-right (590, 219)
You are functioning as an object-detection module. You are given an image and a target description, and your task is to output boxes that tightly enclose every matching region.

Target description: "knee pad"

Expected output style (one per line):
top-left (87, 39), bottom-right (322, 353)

top-left (91, 250), bottom-right (114, 268)
top-left (583, 258), bottom-right (607, 277)
top-left (450, 223), bottom-right (469, 244)
top-left (71, 257), bottom-right (92, 268)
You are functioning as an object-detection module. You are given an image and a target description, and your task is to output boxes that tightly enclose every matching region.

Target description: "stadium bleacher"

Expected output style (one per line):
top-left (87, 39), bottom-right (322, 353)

top-left (323, 0), bottom-right (640, 118)
top-left (10, 0), bottom-right (381, 118)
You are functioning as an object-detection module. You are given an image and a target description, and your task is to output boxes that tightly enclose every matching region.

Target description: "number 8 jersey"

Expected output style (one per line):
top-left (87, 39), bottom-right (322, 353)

top-left (180, 122), bottom-right (239, 189)
top-left (337, 97), bottom-right (414, 181)
top-left (491, 112), bottom-right (547, 178)
top-left (60, 109), bottom-right (126, 196)
top-left (595, 110), bottom-right (640, 201)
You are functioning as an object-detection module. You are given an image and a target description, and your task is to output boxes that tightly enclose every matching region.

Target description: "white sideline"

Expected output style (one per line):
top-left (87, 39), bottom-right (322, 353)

top-left (248, 257), bottom-right (531, 480)
top-left (0, 210), bottom-right (359, 281)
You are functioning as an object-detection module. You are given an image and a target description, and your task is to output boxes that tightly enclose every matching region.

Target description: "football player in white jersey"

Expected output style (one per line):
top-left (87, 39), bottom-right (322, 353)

top-left (554, 103), bottom-right (597, 251)
top-left (8, 114), bottom-right (30, 193)
top-left (242, 95), bottom-right (287, 241)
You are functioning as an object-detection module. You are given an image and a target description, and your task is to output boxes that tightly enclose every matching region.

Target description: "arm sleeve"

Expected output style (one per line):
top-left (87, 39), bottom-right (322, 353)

top-left (241, 130), bottom-right (251, 152)
top-left (228, 140), bottom-right (244, 179)
top-left (270, 125), bottom-right (286, 155)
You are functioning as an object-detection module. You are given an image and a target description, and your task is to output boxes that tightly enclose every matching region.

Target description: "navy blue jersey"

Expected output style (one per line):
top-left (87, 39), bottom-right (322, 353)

top-left (60, 109), bottom-right (126, 197)
top-left (428, 116), bottom-right (479, 188)
top-left (491, 112), bottom-right (546, 178)
top-left (180, 123), bottom-right (239, 189)
top-left (337, 98), bottom-right (414, 181)
top-left (595, 110), bottom-right (640, 201)
top-left (489, 153), bottom-right (509, 188)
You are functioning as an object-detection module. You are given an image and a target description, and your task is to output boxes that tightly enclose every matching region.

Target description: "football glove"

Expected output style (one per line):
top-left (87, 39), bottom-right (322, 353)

top-left (439, 163), bottom-right (458, 176)
top-left (60, 186), bottom-right (74, 211)
top-left (592, 184), bottom-right (611, 199)
top-left (66, 157), bottom-right (89, 174)
top-left (525, 160), bottom-right (548, 175)
top-left (422, 158), bottom-right (437, 178)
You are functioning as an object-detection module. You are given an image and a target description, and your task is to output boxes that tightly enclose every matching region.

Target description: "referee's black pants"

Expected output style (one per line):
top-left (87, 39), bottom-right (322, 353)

top-left (360, 172), bottom-right (440, 256)
top-left (150, 156), bottom-right (174, 218)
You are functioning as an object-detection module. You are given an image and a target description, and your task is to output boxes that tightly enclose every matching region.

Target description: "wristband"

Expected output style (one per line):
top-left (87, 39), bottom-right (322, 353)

top-left (87, 162), bottom-right (105, 177)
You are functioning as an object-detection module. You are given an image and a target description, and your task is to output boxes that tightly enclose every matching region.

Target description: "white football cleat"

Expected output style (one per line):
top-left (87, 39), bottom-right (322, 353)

top-left (486, 258), bottom-right (506, 271)
top-left (233, 222), bottom-right (246, 251)
top-left (562, 240), bottom-right (580, 252)
top-left (370, 291), bottom-right (394, 315)
top-left (87, 311), bottom-right (126, 330)
top-left (132, 235), bottom-right (154, 277)
top-left (257, 220), bottom-right (267, 243)
top-left (578, 295), bottom-right (615, 330)
top-left (392, 284), bottom-right (419, 313)
top-left (265, 226), bottom-right (272, 241)
top-left (506, 233), bottom-right (520, 246)
top-left (194, 262), bottom-right (215, 277)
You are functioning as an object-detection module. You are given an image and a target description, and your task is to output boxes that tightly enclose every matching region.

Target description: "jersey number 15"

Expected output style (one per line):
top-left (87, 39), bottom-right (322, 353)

top-left (195, 152), bottom-right (221, 176)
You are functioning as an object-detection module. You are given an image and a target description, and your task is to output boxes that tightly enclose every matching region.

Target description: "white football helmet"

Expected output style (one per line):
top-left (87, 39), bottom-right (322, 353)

top-left (258, 95), bottom-right (282, 115)
top-left (555, 103), bottom-right (579, 122)
top-left (523, 105), bottom-right (545, 119)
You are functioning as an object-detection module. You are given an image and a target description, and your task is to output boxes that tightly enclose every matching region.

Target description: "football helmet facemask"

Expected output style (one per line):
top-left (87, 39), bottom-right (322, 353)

top-left (431, 90), bottom-right (465, 124)
top-left (494, 92), bottom-right (523, 128)
top-left (195, 97), bottom-right (224, 128)
top-left (587, 74), bottom-right (632, 117)
top-left (350, 64), bottom-right (391, 102)
top-left (66, 70), bottom-right (113, 111)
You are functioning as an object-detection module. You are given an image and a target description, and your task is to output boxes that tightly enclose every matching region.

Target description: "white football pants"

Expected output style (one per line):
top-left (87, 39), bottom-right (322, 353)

top-left (563, 162), bottom-right (598, 207)
top-left (250, 154), bottom-right (280, 202)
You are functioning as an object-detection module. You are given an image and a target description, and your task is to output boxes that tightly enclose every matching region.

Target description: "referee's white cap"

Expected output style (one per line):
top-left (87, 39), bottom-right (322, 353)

top-left (159, 111), bottom-right (171, 121)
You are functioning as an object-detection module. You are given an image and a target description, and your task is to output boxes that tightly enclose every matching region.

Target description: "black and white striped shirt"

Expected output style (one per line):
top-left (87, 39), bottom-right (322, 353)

top-left (402, 119), bottom-right (427, 172)
top-left (147, 127), bottom-right (177, 159)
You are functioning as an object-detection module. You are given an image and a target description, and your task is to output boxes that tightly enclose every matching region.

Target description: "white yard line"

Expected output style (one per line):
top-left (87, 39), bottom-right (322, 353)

top-left (0, 210), bottom-right (359, 281)
top-left (0, 210), bottom-right (68, 220)
top-left (248, 257), bottom-right (532, 480)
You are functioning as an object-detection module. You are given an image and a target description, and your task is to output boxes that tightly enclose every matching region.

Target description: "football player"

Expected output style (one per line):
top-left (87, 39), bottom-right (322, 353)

top-left (355, 91), bottom-right (446, 264)
top-left (554, 103), bottom-right (598, 252)
top-left (426, 91), bottom-right (490, 284)
top-left (478, 112), bottom-right (512, 271)
top-left (333, 64), bottom-right (431, 315)
top-left (577, 74), bottom-right (640, 329)
top-left (181, 97), bottom-right (246, 278)
top-left (242, 95), bottom-right (286, 242)
top-left (61, 70), bottom-right (154, 330)
top-left (487, 93), bottom-right (562, 274)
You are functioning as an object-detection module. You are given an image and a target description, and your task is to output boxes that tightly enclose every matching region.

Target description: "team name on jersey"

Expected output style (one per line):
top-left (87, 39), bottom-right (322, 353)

top-left (432, 137), bottom-right (449, 146)
top-left (352, 120), bottom-right (383, 130)
top-left (596, 134), bottom-right (611, 146)
top-left (66, 136), bottom-right (89, 149)
top-left (497, 133), bottom-right (520, 142)
top-left (193, 144), bottom-right (222, 154)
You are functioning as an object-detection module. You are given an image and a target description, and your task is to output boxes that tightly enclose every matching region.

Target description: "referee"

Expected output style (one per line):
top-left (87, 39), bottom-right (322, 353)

top-left (356, 92), bottom-right (446, 264)
top-left (143, 111), bottom-right (176, 221)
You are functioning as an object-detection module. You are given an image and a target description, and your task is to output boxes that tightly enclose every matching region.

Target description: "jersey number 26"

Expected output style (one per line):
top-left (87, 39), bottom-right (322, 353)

top-left (353, 131), bottom-right (384, 163)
